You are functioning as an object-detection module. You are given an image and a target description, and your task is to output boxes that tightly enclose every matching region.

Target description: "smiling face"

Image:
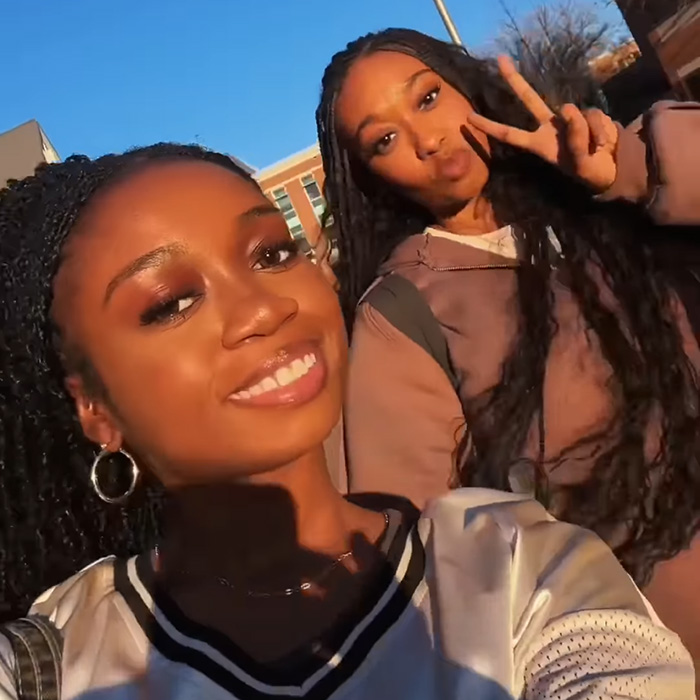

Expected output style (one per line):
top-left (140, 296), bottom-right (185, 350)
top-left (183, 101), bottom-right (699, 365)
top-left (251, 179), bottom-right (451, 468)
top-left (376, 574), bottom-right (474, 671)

top-left (51, 160), bottom-right (346, 487)
top-left (335, 50), bottom-right (491, 216)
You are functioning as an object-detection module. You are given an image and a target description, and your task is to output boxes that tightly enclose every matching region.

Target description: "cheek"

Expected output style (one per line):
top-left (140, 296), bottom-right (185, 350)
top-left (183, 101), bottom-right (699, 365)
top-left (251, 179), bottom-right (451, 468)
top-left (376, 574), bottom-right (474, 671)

top-left (370, 152), bottom-right (428, 193)
top-left (86, 321), bottom-right (216, 435)
top-left (297, 269), bottom-right (346, 343)
top-left (291, 269), bottom-right (347, 373)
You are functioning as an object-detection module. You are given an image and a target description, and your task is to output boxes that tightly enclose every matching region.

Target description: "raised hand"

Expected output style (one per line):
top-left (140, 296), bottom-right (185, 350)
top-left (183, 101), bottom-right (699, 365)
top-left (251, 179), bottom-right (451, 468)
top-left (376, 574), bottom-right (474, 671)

top-left (467, 56), bottom-right (619, 192)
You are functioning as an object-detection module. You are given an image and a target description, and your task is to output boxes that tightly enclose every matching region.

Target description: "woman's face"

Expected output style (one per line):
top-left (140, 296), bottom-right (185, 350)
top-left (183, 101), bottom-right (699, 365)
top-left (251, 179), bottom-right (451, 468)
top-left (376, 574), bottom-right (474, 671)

top-left (52, 160), bottom-right (346, 487)
top-left (335, 50), bottom-right (491, 216)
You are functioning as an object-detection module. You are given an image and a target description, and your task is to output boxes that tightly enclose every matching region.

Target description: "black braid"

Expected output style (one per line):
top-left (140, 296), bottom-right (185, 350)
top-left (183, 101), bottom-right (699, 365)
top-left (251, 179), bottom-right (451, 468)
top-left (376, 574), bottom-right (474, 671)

top-left (0, 143), bottom-right (256, 621)
top-left (316, 28), bottom-right (700, 584)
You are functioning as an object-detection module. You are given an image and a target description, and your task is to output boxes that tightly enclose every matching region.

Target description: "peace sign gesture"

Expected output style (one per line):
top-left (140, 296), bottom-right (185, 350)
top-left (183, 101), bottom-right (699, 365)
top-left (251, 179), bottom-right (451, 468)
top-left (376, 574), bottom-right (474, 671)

top-left (467, 56), bottom-right (619, 192)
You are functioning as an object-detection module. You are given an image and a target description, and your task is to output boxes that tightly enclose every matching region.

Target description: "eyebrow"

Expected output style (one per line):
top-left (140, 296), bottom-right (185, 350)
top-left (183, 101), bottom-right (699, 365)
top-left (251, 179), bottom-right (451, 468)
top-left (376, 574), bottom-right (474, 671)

top-left (355, 68), bottom-right (434, 140)
top-left (102, 205), bottom-right (282, 305)
top-left (103, 243), bottom-right (185, 306)
top-left (238, 203), bottom-right (281, 222)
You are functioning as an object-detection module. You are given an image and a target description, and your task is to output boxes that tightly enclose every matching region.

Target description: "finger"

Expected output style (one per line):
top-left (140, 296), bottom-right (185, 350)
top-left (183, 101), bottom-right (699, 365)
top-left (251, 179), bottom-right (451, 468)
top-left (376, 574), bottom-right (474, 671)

top-left (467, 112), bottom-right (534, 150)
top-left (583, 109), bottom-right (618, 151)
top-left (497, 54), bottom-right (555, 125)
top-left (560, 103), bottom-right (590, 159)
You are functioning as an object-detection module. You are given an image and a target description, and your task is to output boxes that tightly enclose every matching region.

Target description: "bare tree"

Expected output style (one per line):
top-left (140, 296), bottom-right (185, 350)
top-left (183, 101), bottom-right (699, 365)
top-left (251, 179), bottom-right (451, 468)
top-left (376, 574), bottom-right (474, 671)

top-left (495, 0), bottom-right (614, 108)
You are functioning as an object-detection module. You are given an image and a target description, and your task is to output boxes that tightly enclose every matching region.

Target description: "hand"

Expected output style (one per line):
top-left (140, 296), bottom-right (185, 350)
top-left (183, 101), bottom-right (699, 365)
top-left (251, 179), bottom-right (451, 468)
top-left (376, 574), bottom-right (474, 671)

top-left (467, 56), bottom-right (619, 192)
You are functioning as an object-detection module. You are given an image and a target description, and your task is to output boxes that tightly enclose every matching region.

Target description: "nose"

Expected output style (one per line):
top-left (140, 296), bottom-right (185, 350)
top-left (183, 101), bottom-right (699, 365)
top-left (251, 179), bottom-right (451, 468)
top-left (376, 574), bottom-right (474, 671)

top-left (413, 127), bottom-right (444, 161)
top-left (220, 286), bottom-right (298, 350)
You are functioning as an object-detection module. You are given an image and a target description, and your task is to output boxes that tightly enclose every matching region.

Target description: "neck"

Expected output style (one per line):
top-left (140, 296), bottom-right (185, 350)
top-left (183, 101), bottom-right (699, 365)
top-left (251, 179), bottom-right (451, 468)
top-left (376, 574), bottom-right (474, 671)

top-left (159, 446), bottom-right (371, 586)
top-left (435, 193), bottom-right (498, 236)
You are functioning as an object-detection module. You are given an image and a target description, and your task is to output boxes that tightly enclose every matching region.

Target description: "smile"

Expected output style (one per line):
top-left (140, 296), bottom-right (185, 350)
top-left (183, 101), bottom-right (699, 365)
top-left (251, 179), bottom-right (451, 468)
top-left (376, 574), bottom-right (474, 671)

top-left (227, 349), bottom-right (327, 408)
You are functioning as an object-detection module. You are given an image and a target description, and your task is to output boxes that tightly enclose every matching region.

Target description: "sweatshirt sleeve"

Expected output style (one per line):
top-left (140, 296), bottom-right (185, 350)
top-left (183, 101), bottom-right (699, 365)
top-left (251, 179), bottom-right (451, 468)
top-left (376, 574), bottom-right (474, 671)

top-left (0, 636), bottom-right (16, 700)
top-left (344, 302), bottom-right (464, 509)
top-left (501, 495), bottom-right (696, 699)
top-left (523, 608), bottom-right (694, 699)
top-left (599, 100), bottom-right (700, 226)
top-left (422, 489), bottom-right (696, 698)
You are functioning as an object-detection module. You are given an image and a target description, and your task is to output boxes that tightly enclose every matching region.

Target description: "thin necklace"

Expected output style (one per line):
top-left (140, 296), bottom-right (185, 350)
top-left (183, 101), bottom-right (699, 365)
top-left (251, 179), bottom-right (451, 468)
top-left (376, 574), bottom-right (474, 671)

top-left (155, 511), bottom-right (390, 599)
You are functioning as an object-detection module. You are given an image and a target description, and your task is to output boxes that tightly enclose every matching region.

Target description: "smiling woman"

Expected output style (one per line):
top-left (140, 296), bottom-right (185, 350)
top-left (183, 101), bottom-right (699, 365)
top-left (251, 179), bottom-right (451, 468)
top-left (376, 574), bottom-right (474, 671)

top-left (0, 145), bottom-right (694, 699)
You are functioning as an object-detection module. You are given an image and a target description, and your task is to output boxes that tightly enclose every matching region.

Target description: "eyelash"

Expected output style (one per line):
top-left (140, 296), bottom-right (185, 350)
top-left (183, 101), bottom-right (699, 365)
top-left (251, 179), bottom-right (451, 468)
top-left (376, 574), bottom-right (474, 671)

top-left (251, 238), bottom-right (300, 271)
top-left (419, 85), bottom-right (440, 109)
top-left (139, 240), bottom-right (300, 327)
top-left (140, 290), bottom-right (202, 326)
top-left (372, 133), bottom-right (396, 156)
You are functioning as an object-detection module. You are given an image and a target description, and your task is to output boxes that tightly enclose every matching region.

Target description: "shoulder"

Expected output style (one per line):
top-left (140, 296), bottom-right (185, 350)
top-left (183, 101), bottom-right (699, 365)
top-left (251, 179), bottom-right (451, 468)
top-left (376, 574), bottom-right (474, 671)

top-left (0, 558), bottom-right (127, 699)
top-left (419, 489), bottom-right (651, 620)
top-left (29, 556), bottom-right (121, 625)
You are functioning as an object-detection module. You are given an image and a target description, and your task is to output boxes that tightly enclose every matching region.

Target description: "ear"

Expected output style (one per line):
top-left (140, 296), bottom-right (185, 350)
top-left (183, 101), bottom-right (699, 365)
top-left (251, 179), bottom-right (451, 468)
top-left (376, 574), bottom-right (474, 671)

top-left (64, 375), bottom-right (123, 452)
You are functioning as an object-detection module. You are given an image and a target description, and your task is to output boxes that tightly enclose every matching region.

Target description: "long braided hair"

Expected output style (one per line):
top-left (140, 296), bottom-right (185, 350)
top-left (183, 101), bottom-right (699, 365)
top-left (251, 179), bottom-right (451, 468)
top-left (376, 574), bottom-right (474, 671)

top-left (0, 144), bottom-right (256, 621)
top-left (316, 28), bottom-right (700, 584)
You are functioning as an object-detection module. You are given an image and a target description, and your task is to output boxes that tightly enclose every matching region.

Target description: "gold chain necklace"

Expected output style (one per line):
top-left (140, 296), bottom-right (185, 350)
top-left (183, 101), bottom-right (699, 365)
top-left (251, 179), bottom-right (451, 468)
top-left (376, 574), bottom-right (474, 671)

top-left (155, 511), bottom-right (389, 598)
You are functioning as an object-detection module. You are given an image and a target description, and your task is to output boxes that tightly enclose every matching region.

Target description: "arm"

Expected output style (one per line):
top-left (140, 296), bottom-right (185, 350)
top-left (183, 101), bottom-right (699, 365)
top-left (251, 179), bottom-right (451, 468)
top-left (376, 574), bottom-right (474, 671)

top-left (524, 609), bottom-right (694, 699)
top-left (506, 496), bottom-right (696, 698)
top-left (423, 490), bottom-right (695, 697)
top-left (465, 58), bottom-right (700, 226)
top-left (643, 533), bottom-right (700, 694)
top-left (344, 303), bottom-right (464, 509)
top-left (600, 101), bottom-right (700, 226)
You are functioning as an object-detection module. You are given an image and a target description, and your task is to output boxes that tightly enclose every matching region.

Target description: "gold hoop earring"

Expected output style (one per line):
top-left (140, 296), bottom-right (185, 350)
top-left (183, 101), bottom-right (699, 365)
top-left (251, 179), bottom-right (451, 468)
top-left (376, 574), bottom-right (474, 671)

top-left (90, 446), bottom-right (140, 504)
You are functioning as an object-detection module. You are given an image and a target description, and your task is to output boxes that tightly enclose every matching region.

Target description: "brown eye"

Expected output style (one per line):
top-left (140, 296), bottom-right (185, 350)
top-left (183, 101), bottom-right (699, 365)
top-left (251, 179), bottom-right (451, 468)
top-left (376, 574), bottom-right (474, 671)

top-left (140, 292), bottom-right (202, 326)
top-left (252, 240), bottom-right (300, 271)
top-left (419, 87), bottom-right (440, 109)
top-left (373, 132), bottom-right (396, 156)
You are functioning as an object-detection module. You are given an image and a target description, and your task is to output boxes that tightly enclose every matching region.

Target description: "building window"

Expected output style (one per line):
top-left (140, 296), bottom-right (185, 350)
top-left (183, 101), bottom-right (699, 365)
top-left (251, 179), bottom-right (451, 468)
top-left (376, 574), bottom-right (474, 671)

top-left (301, 174), bottom-right (326, 221)
top-left (271, 187), bottom-right (305, 238)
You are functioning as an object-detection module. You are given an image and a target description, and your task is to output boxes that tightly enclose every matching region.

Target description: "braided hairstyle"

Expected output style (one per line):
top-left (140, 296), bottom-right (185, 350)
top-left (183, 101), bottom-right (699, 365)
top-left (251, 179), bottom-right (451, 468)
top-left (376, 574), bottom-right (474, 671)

top-left (0, 144), bottom-right (256, 621)
top-left (316, 28), bottom-right (700, 584)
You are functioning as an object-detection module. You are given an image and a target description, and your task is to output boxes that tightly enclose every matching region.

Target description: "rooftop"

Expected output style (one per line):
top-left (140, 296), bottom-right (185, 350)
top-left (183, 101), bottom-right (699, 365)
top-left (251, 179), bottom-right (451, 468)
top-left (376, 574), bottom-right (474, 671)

top-left (255, 144), bottom-right (320, 182)
top-left (0, 120), bottom-right (60, 186)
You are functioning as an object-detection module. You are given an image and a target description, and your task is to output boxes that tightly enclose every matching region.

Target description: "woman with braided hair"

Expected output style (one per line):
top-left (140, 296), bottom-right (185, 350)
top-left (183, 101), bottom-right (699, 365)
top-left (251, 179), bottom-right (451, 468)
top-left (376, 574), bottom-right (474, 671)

top-left (0, 144), bottom-right (693, 698)
top-left (316, 28), bottom-right (700, 672)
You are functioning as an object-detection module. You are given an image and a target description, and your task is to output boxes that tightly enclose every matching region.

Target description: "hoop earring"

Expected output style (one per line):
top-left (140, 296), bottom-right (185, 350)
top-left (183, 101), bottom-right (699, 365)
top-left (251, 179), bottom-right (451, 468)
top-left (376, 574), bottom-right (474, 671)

top-left (90, 446), bottom-right (140, 504)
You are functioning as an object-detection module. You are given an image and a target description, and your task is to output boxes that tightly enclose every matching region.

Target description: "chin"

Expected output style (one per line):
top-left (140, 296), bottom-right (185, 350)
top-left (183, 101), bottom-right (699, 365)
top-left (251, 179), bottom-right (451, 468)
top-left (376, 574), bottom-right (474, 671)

top-left (238, 391), bottom-right (343, 473)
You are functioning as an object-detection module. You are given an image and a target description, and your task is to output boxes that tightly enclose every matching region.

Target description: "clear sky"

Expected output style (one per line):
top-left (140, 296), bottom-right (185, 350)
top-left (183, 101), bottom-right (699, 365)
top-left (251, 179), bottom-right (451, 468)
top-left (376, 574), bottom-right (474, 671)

top-left (0, 0), bottom-right (624, 170)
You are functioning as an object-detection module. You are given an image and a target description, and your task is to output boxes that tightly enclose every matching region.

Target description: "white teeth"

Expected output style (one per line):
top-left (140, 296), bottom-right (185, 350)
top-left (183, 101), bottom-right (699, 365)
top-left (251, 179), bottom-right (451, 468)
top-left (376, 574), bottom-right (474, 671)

top-left (291, 358), bottom-right (308, 378)
top-left (261, 376), bottom-right (278, 392)
top-left (275, 367), bottom-right (294, 386)
top-left (230, 353), bottom-right (318, 401)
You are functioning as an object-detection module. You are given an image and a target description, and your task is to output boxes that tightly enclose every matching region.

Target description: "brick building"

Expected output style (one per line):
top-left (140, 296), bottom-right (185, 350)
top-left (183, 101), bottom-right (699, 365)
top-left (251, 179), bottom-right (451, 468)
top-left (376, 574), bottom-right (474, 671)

top-left (256, 144), bottom-right (327, 244)
top-left (616, 0), bottom-right (700, 99)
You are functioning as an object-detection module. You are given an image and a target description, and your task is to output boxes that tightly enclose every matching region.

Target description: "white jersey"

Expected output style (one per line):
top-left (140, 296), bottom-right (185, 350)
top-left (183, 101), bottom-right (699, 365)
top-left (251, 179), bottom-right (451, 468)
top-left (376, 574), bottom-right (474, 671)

top-left (0, 489), bottom-right (693, 699)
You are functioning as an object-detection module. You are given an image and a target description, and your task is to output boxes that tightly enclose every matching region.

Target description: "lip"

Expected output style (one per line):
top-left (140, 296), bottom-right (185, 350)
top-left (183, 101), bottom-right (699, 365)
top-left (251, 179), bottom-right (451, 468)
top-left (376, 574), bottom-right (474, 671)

top-left (225, 341), bottom-right (328, 409)
top-left (434, 150), bottom-right (471, 181)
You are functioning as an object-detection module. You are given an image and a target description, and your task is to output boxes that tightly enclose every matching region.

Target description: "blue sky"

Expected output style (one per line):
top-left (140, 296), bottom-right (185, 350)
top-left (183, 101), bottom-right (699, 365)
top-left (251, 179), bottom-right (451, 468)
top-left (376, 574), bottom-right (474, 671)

top-left (0, 0), bottom-right (624, 170)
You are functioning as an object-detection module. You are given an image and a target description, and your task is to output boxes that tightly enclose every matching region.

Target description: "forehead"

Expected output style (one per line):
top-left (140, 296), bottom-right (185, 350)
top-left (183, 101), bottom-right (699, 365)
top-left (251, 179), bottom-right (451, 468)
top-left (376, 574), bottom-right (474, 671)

top-left (85, 160), bottom-right (264, 234)
top-left (68, 160), bottom-right (268, 261)
top-left (336, 51), bottom-right (432, 134)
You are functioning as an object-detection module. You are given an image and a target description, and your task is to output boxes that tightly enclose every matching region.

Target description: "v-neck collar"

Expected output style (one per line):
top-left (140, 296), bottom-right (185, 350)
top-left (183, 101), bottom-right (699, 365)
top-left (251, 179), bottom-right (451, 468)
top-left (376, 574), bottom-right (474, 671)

top-left (114, 504), bottom-right (426, 699)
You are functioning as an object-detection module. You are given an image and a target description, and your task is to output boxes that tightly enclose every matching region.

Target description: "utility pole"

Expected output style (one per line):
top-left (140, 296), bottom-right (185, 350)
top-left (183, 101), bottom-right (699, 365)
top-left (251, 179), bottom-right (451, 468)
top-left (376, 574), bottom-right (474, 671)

top-left (432, 0), bottom-right (465, 47)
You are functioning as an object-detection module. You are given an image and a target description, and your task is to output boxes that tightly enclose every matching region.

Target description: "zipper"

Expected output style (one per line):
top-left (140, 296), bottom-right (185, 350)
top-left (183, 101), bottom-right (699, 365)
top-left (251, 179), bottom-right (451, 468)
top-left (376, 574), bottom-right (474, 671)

top-left (423, 262), bottom-right (520, 273)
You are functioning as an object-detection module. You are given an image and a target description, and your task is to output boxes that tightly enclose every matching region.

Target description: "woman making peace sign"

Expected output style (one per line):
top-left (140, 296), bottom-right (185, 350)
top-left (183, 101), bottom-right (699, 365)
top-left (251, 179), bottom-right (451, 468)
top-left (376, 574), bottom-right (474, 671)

top-left (316, 28), bottom-right (700, 677)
